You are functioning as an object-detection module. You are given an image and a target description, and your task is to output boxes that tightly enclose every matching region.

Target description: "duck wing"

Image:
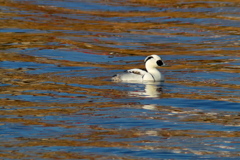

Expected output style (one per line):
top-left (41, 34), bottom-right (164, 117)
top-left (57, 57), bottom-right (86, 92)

top-left (112, 68), bottom-right (147, 82)
top-left (126, 68), bottom-right (147, 76)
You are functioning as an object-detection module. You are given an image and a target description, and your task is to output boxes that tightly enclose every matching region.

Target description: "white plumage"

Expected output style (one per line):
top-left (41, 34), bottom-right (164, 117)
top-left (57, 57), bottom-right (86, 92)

top-left (112, 55), bottom-right (165, 82)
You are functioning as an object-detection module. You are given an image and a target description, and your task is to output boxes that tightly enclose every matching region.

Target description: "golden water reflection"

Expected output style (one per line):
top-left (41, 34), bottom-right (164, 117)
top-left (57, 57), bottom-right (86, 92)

top-left (0, 0), bottom-right (240, 159)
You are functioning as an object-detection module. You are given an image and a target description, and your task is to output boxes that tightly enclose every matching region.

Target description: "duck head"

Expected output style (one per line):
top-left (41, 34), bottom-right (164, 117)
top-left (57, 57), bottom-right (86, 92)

top-left (144, 55), bottom-right (164, 70)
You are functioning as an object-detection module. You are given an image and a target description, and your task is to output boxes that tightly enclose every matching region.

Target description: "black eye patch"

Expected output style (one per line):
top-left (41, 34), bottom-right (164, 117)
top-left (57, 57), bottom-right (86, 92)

top-left (157, 60), bottom-right (163, 66)
top-left (144, 56), bottom-right (153, 63)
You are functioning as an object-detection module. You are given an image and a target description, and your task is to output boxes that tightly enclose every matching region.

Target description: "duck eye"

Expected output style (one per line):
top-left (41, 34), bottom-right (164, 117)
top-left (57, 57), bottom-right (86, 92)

top-left (157, 60), bottom-right (163, 66)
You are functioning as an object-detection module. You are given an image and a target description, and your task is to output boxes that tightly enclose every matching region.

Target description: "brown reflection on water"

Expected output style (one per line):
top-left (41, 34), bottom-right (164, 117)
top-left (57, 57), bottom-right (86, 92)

top-left (0, 0), bottom-right (240, 159)
top-left (1, 0), bottom-right (240, 54)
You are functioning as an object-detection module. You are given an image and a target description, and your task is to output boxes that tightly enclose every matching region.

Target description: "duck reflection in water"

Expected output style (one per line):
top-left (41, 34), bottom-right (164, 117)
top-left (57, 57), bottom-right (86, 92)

top-left (128, 81), bottom-right (163, 98)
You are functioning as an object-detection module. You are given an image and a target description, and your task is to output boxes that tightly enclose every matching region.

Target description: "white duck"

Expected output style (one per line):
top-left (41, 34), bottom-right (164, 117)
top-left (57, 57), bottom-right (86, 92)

top-left (112, 55), bottom-right (165, 82)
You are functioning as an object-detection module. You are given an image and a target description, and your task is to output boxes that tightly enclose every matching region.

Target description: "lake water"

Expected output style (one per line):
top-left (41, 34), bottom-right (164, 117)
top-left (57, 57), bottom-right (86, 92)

top-left (0, 0), bottom-right (240, 159)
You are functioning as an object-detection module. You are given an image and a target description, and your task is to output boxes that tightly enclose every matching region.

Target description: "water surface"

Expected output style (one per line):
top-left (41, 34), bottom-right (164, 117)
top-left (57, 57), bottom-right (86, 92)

top-left (0, 0), bottom-right (240, 159)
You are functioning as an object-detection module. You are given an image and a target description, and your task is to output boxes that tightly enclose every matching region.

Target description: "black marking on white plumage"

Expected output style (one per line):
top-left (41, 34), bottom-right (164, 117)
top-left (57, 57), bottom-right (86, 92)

top-left (126, 68), bottom-right (147, 75)
top-left (157, 60), bottom-right (164, 66)
top-left (144, 56), bottom-right (153, 63)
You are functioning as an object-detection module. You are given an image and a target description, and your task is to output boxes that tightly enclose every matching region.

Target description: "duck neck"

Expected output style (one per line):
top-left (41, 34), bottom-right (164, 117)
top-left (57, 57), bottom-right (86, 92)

top-left (145, 62), bottom-right (164, 81)
top-left (146, 65), bottom-right (159, 74)
top-left (146, 65), bottom-right (161, 80)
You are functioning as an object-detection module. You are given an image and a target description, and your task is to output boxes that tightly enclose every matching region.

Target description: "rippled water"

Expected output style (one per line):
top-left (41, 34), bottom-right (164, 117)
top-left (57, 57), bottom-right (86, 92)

top-left (1, 0), bottom-right (240, 159)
